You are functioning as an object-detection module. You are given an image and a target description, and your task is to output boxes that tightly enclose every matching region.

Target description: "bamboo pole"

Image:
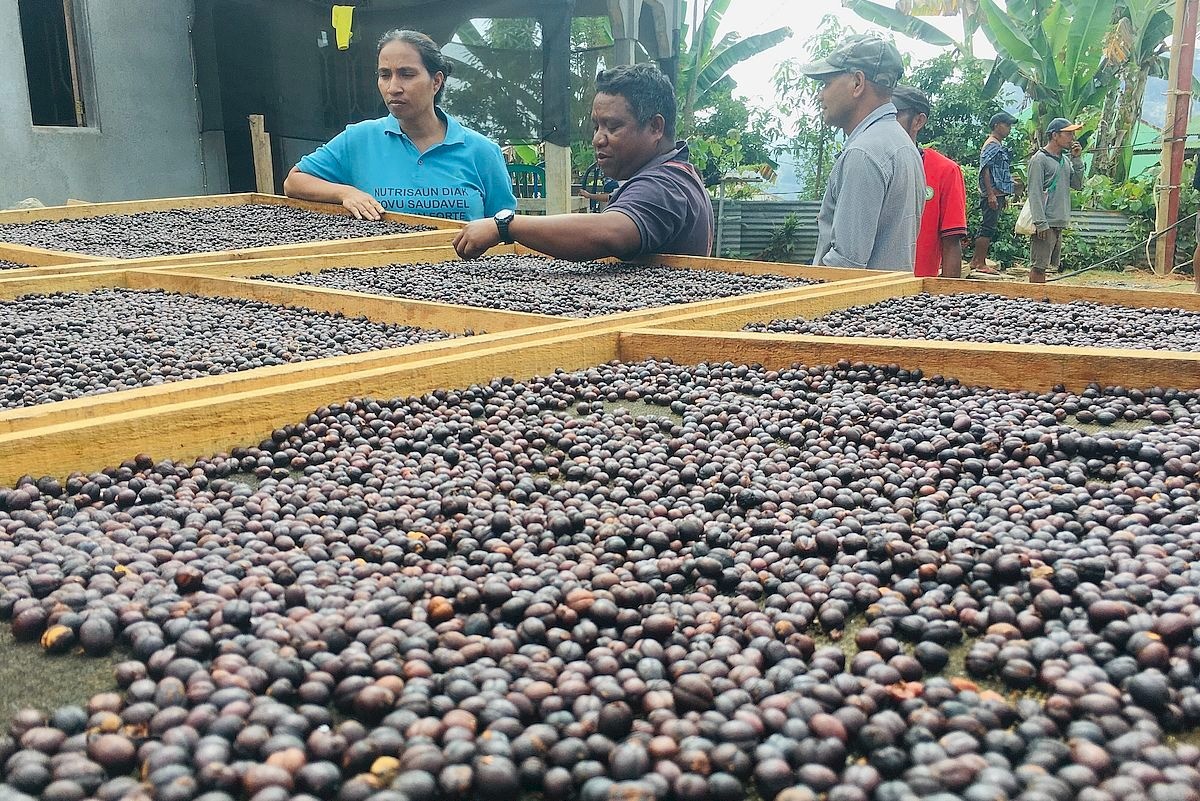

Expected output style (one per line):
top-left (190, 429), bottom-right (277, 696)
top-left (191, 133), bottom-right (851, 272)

top-left (1154, 0), bottom-right (1198, 275)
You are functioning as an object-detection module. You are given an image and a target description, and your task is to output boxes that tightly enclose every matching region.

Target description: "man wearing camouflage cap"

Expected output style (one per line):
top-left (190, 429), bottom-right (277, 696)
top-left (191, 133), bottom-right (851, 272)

top-left (800, 35), bottom-right (924, 272)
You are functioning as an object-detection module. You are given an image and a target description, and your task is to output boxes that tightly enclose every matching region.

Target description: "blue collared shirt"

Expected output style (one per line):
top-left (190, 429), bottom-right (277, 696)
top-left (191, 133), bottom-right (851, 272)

top-left (814, 102), bottom-right (925, 271)
top-left (979, 137), bottom-right (1015, 196)
top-left (296, 109), bottom-right (516, 221)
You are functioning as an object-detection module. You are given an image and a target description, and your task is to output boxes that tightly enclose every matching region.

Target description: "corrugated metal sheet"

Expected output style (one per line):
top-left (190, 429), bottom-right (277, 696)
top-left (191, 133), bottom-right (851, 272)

top-left (714, 201), bottom-right (823, 262)
top-left (1071, 210), bottom-right (1139, 237)
top-left (713, 201), bottom-right (1137, 263)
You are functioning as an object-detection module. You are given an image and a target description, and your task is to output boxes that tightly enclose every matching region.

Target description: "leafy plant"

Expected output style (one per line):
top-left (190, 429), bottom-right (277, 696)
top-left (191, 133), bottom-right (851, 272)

top-left (676, 0), bottom-right (791, 132)
top-left (753, 214), bottom-right (803, 262)
top-left (679, 86), bottom-right (779, 194)
top-left (1091, 0), bottom-right (1175, 180)
top-left (975, 0), bottom-right (1118, 140)
top-left (1060, 228), bottom-right (1143, 272)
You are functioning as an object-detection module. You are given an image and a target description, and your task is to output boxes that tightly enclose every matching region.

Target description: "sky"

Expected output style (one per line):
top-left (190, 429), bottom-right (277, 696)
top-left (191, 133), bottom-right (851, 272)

top-left (722, 1), bottom-right (997, 107)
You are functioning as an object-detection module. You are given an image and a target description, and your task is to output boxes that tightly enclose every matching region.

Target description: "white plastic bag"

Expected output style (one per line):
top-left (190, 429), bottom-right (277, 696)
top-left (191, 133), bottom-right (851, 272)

top-left (1014, 197), bottom-right (1036, 236)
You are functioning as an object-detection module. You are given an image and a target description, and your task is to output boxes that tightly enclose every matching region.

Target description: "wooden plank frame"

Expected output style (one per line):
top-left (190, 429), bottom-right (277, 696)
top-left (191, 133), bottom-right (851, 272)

top-left (617, 329), bottom-right (1200, 395)
top-left (8, 258), bottom-right (1199, 484)
top-left (0, 269), bottom-right (564, 434)
top-left (0, 193), bottom-right (461, 275)
top-left (0, 271), bottom-right (901, 482)
top-left (131, 243), bottom-right (886, 286)
top-left (0, 269), bottom-right (899, 429)
top-left (0, 242), bottom-right (103, 269)
top-left (4, 297), bottom-right (1199, 483)
top-left (640, 274), bottom-right (1200, 330)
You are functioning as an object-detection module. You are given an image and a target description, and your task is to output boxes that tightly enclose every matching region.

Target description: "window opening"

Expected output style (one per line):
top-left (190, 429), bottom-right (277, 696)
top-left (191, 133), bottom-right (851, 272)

top-left (18, 0), bottom-right (88, 126)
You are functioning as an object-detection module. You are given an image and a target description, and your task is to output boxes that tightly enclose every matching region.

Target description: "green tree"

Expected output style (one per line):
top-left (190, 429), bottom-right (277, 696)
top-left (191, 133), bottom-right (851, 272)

top-left (769, 15), bottom-right (859, 200)
top-left (442, 18), bottom-right (542, 141)
top-left (842, 0), bottom-right (962, 51)
top-left (905, 51), bottom-right (1012, 163)
top-left (676, 0), bottom-right (791, 132)
top-left (687, 86), bottom-right (778, 187)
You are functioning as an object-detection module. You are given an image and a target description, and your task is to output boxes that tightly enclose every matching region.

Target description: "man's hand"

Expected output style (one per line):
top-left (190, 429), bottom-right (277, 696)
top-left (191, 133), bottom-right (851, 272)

top-left (1070, 142), bottom-right (1083, 158)
top-left (340, 188), bottom-right (385, 221)
top-left (1035, 226), bottom-right (1049, 240)
top-left (987, 193), bottom-right (999, 210)
top-left (453, 218), bottom-right (502, 260)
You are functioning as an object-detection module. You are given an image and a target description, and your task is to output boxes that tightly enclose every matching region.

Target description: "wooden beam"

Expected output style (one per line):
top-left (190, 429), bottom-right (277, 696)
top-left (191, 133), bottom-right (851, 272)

top-left (1154, 0), bottom-right (1198, 274)
top-left (135, 244), bottom-right (519, 279)
top-left (0, 276), bottom-right (902, 443)
top-left (0, 328), bottom-right (624, 484)
top-left (641, 276), bottom-right (918, 331)
top-left (544, 143), bottom-right (573, 216)
top-left (0, 193), bottom-right (260, 225)
top-left (924, 277), bottom-right (1200, 311)
top-left (0, 269), bottom-right (132, 301)
top-left (617, 330), bottom-right (1200, 394)
top-left (249, 115), bottom-right (275, 194)
top-left (125, 270), bottom-right (563, 330)
top-left (650, 254), bottom-right (883, 283)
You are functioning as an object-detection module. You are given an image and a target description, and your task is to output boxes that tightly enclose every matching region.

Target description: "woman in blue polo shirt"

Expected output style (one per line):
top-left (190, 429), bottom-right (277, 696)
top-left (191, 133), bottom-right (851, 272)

top-left (283, 30), bottom-right (516, 222)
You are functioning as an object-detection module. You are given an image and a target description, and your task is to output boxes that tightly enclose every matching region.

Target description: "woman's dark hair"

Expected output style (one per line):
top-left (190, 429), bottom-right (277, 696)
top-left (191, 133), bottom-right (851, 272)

top-left (594, 63), bottom-right (677, 139)
top-left (377, 29), bottom-right (453, 103)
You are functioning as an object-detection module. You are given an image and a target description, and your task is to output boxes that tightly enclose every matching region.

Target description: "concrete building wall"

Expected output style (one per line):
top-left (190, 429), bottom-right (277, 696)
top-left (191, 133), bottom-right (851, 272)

top-left (0, 0), bottom-right (211, 207)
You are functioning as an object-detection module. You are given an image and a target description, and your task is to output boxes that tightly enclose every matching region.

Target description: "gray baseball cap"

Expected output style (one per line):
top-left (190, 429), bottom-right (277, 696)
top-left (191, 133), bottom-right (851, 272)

top-left (799, 35), bottom-right (904, 88)
top-left (989, 112), bottom-right (1018, 127)
top-left (891, 85), bottom-right (931, 115)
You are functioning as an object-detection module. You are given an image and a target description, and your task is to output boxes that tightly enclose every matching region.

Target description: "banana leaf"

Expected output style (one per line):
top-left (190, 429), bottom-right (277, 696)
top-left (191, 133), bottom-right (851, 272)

top-left (695, 27), bottom-right (792, 97)
top-left (1065, 0), bottom-right (1116, 97)
top-left (840, 0), bottom-right (957, 47)
top-left (977, 0), bottom-right (1044, 73)
top-left (982, 56), bottom-right (1020, 100)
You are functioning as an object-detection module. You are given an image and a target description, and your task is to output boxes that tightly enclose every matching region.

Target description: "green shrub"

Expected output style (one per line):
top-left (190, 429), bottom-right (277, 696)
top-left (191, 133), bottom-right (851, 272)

top-left (753, 214), bottom-right (802, 262)
top-left (1059, 229), bottom-right (1143, 273)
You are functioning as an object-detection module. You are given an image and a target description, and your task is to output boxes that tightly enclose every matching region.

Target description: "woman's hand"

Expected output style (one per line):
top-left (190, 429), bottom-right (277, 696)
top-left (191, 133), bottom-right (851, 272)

top-left (340, 188), bottom-right (386, 221)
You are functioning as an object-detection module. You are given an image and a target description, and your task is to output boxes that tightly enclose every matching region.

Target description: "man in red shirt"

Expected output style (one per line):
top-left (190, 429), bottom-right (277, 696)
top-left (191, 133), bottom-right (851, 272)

top-left (892, 86), bottom-right (967, 278)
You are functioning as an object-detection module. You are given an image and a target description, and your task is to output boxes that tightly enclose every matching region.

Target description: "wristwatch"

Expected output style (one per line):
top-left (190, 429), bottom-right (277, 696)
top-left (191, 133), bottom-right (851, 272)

top-left (493, 208), bottom-right (516, 244)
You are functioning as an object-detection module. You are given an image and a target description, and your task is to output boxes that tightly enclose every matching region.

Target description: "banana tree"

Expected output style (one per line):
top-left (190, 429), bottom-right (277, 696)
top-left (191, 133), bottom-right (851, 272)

top-left (676, 0), bottom-right (791, 131)
top-left (1091, 0), bottom-right (1174, 180)
top-left (443, 16), bottom-right (615, 148)
top-left (976, 0), bottom-right (1118, 142)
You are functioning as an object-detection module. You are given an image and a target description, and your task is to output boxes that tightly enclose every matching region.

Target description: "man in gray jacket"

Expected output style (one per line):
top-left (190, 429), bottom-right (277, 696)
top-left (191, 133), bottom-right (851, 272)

top-left (800, 36), bottom-right (924, 271)
top-left (1027, 117), bottom-right (1086, 283)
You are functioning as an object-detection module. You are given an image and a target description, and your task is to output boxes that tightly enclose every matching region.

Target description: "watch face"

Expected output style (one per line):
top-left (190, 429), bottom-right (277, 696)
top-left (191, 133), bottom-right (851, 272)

top-left (496, 209), bottom-right (514, 222)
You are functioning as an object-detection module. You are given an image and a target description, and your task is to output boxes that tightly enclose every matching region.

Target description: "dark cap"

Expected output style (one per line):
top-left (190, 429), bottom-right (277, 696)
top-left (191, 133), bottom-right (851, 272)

top-left (798, 35), bottom-right (904, 89)
top-left (989, 112), bottom-right (1018, 128)
top-left (1047, 117), bottom-right (1082, 134)
top-left (891, 86), bottom-right (930, 115)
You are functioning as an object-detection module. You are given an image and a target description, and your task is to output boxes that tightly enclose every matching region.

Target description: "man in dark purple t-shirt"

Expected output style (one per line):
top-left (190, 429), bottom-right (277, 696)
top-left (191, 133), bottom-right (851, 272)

top-left (453, 64), bottom-right (715, 260)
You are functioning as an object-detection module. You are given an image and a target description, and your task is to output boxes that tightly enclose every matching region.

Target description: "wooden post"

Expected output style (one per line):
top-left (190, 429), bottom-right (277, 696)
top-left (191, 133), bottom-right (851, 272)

top-left (61, 0), bottom-right (86, 126)
top-left (1154, 0), bottom-right (1197, 275)
top-left (545, 143), bottom-right (573, 216)
top-left (248, 115), bottom-right (275, 194)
